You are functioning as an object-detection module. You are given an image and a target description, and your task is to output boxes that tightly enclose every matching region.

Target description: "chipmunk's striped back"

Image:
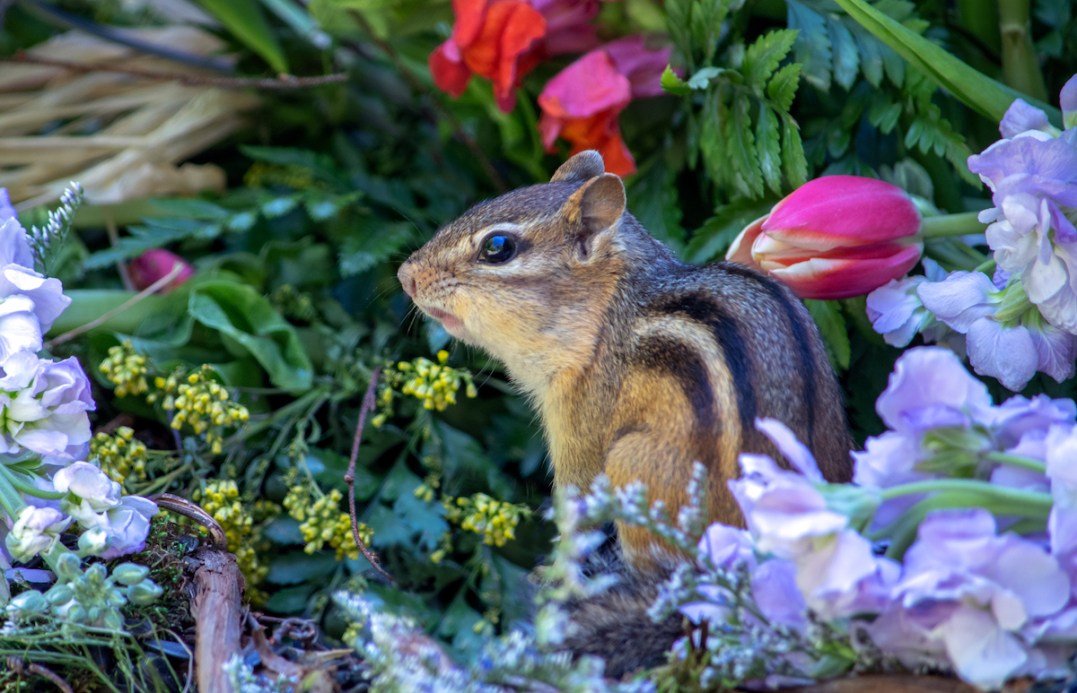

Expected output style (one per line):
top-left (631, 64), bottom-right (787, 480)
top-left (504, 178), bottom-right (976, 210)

top-left (398, 149), bottom-right (852, 570)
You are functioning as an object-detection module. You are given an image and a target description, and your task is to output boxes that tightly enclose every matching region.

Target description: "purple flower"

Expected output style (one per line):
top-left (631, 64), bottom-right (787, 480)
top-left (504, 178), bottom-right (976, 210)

top-left (0, 352), bottom-right (95, 460)
top-left (967, 76), bottom-right (1077, 336)
top-left (916, 271), bottom-right (1057, 391)
top-left (865, 258), bottom-right (949, 347)
top-left (54, 462), bottom-right (158, 559)
top-left (873, 347), bottom-right (993, 434)
top-left (883, 509), bottom-right (1070, 689)
top-left (0, 201), bottom-right (71, 362)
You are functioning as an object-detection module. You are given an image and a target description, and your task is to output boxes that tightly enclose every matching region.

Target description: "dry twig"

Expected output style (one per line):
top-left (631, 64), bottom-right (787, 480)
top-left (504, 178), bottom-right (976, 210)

top-left (345, 367), bottom-right (393, 583)
top-left (7, 53), bottom-right (348, 90)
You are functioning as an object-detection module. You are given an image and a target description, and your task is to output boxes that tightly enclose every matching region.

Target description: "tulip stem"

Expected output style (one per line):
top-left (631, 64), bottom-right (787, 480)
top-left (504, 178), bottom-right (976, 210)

top-left (920, 212), bottom-right (986, 239)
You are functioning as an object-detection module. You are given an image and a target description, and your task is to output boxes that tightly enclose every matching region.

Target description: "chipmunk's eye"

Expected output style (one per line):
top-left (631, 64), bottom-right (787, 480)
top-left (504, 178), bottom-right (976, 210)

top-left (479, 233), bottom-right (517, 264)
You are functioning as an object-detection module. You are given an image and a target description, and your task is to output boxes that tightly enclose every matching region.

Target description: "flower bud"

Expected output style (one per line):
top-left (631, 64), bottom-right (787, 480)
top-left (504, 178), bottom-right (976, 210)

top-left (111, 562), bottom-right (150, 586)
top-left (8, 590), bottom-right (48, 617)
top-left (727, 176), bottom-right (923, 300)
top-left (127, 249), bottom-right (193, 293)
top-left (46, 584), bottom-right (74, 606)
top-left (53, 551), bottom-right (83, 581)
top-left (127, 580), bottom-right (163, 606)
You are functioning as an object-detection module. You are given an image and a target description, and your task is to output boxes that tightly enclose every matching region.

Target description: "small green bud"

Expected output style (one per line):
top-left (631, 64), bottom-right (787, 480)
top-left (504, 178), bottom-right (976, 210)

top-left (112, 563), bottom-right (150, 586)
top-left (54, 551), bottom-right (83, 581)
top-left (45, 584), bottom-right (74, 606)
top-left (9, 590), bottom-right (48, 616)
top-left (127, 580), bottom-right (163, 606)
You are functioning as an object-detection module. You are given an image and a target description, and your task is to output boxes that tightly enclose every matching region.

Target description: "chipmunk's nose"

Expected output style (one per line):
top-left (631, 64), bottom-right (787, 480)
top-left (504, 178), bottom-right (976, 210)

top-left (397, 261), bottom-right (417, 298)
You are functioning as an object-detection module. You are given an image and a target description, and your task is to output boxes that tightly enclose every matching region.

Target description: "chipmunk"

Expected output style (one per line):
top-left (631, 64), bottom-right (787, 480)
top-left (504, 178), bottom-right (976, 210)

top-left (397, 150), bottom-right (852, 675)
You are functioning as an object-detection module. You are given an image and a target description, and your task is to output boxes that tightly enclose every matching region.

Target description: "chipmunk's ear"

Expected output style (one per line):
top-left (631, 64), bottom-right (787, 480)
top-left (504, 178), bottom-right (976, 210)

top-left (562, 173), bottom-right (626, 261)
top-left (551, 150), bottom-right (605, 183)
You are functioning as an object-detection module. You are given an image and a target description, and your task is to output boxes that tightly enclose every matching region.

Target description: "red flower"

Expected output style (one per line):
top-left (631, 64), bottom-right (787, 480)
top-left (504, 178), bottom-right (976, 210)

top-left (429, 0), bottom-right (547, 113)
top-left (128, 249), bottom-right (193, 293)
top-left (726, 176), bottom-right (923, 300)
top-left (538, 36), bottom-right (672, 177)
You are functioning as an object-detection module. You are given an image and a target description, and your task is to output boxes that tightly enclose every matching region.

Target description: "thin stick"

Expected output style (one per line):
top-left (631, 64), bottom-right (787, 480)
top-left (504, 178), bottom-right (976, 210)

top-left (6, 658), bottom-right (74, 693)
top-left (344, 367), bottom-right (393, 583)
top-left (8, 53), bottom-right (347, 91)
top-left (44, 263), bottom-right (183, 349)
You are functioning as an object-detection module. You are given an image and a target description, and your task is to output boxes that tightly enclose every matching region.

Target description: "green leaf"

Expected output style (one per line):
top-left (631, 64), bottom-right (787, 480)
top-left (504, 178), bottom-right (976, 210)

top-left (730, 96), bottom-right (764, 199)
top-left (625, 158), bottom-right (685, 253)
top-left (804, 299), bottom-right (850, 371)
top-left (684, 199), bottom-right (773, 264)
top-left (264, 584), bottom-right (315, 614)
top-left (187, 280), bottom-right (314, 391)
top-left (766, 63), bottom-right (801, 112)
top-left (755, 105), bottom-right (783, 195)
top-left (827, 14), bottom-right (859, 90)
top-left (687, 66), bottom-right (723, 90)
top-left (338, 221), bottom-right (413, 277)
top-left (660, 65), bottom-right (691, 96)
top-left (831, 0), bottom-right (1060, 125)
top-left (197, 0), bottom-right (289, 73)
top-left (787, 0), bottom-right (832, 91)
top-left (780, 113), bottom-right (808, 188)
top-left (265, 551), bottom-right (339, 585)
top-left (742, 29), bottom-right (798, 88)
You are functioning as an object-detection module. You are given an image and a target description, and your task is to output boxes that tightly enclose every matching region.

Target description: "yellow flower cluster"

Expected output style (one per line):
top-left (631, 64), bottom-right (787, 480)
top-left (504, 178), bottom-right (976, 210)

top-left (193, 480), bottom-right (267, 589)
top-left (149, 366), bottom-right (250, 455)
top-left (98, 340), bottom-right (149, 398)
top-left (443, 493), bottom-right (530, 547)
top-left (372, 350), bottom-right (477, 427)
top-left (243, 161), bottom-right (315, 190)
top-left (414, 473), bottom-right (440, 503)
top-left (90, 427), bottom-right (148, 486)
top-left (283, 484), bottom-right (373, 561)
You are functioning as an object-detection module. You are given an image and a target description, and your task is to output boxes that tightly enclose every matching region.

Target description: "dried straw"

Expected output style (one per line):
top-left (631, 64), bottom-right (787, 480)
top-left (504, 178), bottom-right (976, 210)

top-left (0, 24), bottom-right (259, 209)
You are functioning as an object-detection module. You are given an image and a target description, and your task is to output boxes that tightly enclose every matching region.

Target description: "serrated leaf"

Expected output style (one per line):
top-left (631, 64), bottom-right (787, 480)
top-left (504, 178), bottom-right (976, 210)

top-left (849, 23), bottom-right (884, 86)
top-left (684, 199), bottom-right (773, 264)
top-left (338, 221), bottom-right (412, 277)
top-left (743, 29), bottom-right (798, 88)
top-left (730, 96), bottom-right (764, 199)
top-left (755, 105), bottom-right (783, 195)
top-left (766, 63), bottom-right (801, 112)
top-left (625, 159), bottom-right (685, 253)
top-left (198, 0), bottom-right (289, 74)
top-left (240, 145), bottom-right (340, 182)
top-left (780, 113), bottom-right (808, 188)
top-left (804, 299), bottom-right (850, 371)
top-left (787, 0), bottom-right (832, 91)
top-left (827, 15), bottom-right (859, 90)
top-left (660, 65), bottom-right (691, 96)
top-left (687, 66), bottom-right (723, 90)
top-left (832, 0), bottom-right (1060, 124)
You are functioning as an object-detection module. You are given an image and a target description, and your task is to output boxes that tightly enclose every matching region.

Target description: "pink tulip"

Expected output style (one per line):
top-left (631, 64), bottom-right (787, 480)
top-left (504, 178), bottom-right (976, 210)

top-left (726, 176), bottom-right (923, 300)
top-left (128, 249), bottom-right (193, 293)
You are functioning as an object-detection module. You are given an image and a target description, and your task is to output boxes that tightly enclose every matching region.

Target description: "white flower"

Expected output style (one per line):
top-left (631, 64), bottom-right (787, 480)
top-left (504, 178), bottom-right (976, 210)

top-left (4, 506), bottom-right (71, 563)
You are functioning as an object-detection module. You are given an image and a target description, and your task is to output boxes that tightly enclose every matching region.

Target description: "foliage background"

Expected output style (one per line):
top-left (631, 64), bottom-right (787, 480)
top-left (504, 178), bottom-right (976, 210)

top-left (2, 0), bottom-right (1076, 685)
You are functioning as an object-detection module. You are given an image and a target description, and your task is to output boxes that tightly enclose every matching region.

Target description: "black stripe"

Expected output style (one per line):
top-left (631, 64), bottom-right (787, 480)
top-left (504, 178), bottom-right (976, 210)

top-left (717, 263), bottom-right (818, 443)
top-left (635, 336), bottom-right (717, 433)
top-left (650, 294), bottom-right (755, 436)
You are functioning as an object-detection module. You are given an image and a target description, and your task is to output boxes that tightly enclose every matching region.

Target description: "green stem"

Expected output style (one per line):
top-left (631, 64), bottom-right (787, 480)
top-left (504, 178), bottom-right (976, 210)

top-left (983, 451), bottom-right (1046, 473)
top-left (0, 464), bottom-right (65, 503)
top-left (0, 466), bottom-right (27, 519)
top-left (920, 212), bottom-right (987, 239)
top-left (879, 478), bottom-right (1051, 511)
top-left (997, 0), bottom-right (1049, 103)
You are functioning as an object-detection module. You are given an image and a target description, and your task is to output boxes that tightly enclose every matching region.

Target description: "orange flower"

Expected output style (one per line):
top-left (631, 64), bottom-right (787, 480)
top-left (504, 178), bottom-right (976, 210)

top-left (429, 0), bottom-right (546, 113)
top-left (538, 36), bottom-right (672, 177)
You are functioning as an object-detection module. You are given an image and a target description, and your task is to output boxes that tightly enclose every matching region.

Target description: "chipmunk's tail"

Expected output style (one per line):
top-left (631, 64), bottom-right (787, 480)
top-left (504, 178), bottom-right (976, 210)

top-left (560, 541), bottom-right (685, 679)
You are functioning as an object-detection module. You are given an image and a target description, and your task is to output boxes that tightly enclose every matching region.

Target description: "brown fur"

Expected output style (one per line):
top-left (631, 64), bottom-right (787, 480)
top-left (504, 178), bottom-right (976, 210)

top-left (398, 150), bottom-right (853, 672)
